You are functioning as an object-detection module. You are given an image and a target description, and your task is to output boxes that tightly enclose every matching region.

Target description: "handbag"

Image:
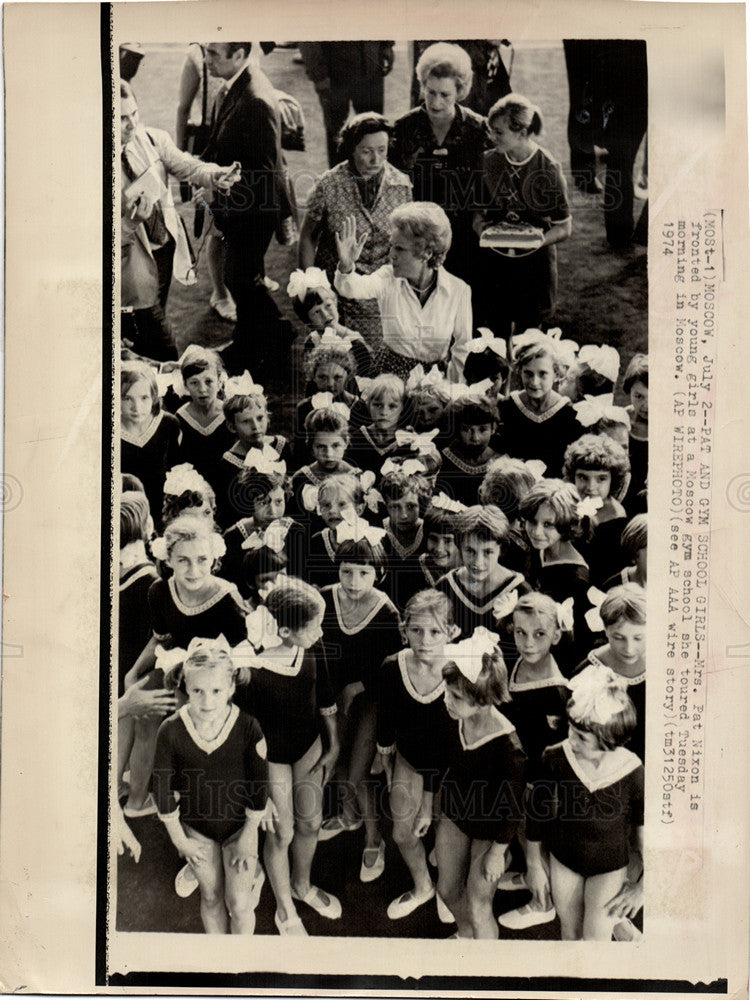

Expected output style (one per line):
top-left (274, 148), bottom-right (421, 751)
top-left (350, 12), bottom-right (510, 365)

top-left (275, 90), bottom-right (306, 152)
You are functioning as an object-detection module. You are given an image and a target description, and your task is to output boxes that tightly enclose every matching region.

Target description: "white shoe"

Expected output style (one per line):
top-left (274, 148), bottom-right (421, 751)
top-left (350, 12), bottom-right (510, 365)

top-left (498, 903), bottom-right (556, 930)
top-left (387, 884), bottom-right (435, 920)
top-left (436, 893), bottom-right (455, 924)
top-left (175, 863), bottom-right (199, 898)
top-left (359, 841), bottom-right (385, 883)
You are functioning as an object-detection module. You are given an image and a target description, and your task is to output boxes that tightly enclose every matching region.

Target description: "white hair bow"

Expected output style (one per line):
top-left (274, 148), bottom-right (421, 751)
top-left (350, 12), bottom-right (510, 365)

top-left (241, 519), bottom-right (290, 554)
top-left (584, 586), bottom-right (608, 632)
top-left (445, 379), bottom-right (494, 403)
top-left (155, 634), bottom-right (234, 673)
top-left (492, 587), bottom-right (520, 622)
top-left (578, 344), bottom-right (620, 384)
top-left (246, 604), bottom-right (283, 650)
top-left (567, 661), bottom-right (627, 725)
top-left (224, 370), bottom-right (265, 402)
top-left (395, 428), bottom-right (440, 454)
top-left (381, 457), bottom-right (426, 477)
top-left (164, 463), bottom-right (208, 498)
top-left (310, 391), bottom-right (351, 420)
top-left (286, 266), bottom-right (331, 300)
top-left (577, 495), bottom-right (604, 520)
top-left (431, 492), bottom-right (467, 514)
top-left (511, 328), bottom-right (579, 368)
top-left (150, 536), bottom-right (168, 561)
top-left (355, 375), bottom-right (374, 398)
top-left (243, 444), bottom-right (286, 478)
top-left (557, 597), bottom-right (575, 633)
top-left (444, 626), bottom-right (500, 684)
top-left (526, 459), bottom-right (548, 482)
top-left (156, 369), bottom-right (188, 398)
top-left (405, 363), bottom-right (449, 393)
top-left (301, 484), bottom-right (320, 513)
top-left (336, 515), bottom-right (386, 547)
top-left (359, 470), bottom-right (384, 513)
top-left (573, 393), bottom-right (632, 429)
top-left (467, 327), bottom-right (507, 358)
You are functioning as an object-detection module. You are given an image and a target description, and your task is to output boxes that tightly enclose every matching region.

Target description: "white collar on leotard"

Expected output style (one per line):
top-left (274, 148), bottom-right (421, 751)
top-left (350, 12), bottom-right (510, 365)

top-left (121, 410), bottom-right (164, 447)
top-left (179, 703), bottom-right (239, 755)
top-left (459, 707), bottom-right (515, 751)
top-left (562, 738), bottom-right (641, 792)
top-left (397, 648), bottom-right (444, 704)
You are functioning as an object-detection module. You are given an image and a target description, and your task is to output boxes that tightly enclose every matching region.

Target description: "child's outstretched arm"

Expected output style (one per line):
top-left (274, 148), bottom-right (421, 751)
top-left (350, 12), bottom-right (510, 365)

top-left (124, 635), bottom-right (160, 688)
top-left (542, 217), bottom-right (572, 247)
top-left (311, 711), bottom-right (340, 785)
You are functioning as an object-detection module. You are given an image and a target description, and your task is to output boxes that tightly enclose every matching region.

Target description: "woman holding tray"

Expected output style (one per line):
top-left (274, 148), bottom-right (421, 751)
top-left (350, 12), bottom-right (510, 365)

top-left (474, 94), bottom-right (572, 337)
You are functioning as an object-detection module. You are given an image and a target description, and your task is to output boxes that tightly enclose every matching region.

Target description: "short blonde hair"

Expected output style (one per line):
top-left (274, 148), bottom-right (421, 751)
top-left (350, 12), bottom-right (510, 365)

top-left (416, 42), bottom-right (473, 102)
top-left (390, 202), bottom-right (453, 269)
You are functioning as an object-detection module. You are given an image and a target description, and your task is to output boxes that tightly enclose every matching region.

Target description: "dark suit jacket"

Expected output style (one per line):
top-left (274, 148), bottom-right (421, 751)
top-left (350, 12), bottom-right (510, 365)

top-left (202, 66), bottom-right (288, 240)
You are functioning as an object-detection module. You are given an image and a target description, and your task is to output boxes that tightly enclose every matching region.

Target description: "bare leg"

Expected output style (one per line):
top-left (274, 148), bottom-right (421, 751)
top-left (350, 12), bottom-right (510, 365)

top-left (182, 824), bottom-right (227, 934)
top-left (435, 814), bottom-right (472, 937)
top-left (124, 716), bottom-right (160, 811)
top-left (222, 833), bottom-right (260, 935)
top-left (390, 753), bottom-right (433, 896)
top-left (117, 714), bottom-right (135, 794)
top-left (348, 698), bottom-right (381, 848)
top-left (550, 853), bottom-right (585, 940)
top-left (263, 761), bottom-right (298, 925)
top-left (466, 839), bottom-right (504, 939)
top-left (582, 866), bottom-right (627, 940)
top-left (290, 737), bottom-right (332, 903)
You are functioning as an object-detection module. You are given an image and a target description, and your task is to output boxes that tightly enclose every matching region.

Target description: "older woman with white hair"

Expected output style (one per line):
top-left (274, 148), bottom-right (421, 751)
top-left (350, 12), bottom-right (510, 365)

top-left (334, 202), bottom-right (471, 383)
top-left (391, 42), bottom-right (489, 291)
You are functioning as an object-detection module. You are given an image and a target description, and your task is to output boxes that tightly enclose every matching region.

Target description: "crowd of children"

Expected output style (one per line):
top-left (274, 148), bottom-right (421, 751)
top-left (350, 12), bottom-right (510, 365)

top-left (117, 79), bottom-right (648, 942)
top-left (118, 312), bottom-right (648, 941)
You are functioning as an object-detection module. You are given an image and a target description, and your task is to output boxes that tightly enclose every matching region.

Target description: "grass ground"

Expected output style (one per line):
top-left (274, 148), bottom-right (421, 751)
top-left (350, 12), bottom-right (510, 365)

top-left (117, 41), bottom-right (647, 938)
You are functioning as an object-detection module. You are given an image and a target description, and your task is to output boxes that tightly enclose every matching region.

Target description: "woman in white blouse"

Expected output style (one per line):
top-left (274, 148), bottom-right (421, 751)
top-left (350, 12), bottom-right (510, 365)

top-left (334, 202), bottom-right (471, 383)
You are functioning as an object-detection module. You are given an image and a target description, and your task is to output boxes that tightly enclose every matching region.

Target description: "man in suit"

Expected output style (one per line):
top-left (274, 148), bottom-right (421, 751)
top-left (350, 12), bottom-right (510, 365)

top-left (202, 42), bottom-right (289, 375)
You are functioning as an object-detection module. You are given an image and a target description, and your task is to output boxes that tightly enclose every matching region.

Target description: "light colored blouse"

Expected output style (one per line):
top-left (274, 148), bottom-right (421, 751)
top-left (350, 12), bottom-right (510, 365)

top-left (334, 264), bottom-right (471, 383)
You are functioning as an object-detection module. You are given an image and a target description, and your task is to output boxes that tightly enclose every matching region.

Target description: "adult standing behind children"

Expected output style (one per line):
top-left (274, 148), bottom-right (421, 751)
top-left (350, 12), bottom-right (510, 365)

top-left (201, 42), bottom-right (291, 376)
top-left (120, 79), bottom-right (238, 361)
top-left (298, 113), bottom-right (412, 352)
top-left (391, 43), bottom-right (488, 293)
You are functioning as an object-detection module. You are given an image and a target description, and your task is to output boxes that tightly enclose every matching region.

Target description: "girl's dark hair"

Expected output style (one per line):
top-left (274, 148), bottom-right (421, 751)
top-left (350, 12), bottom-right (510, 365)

top-left (463, 348), bottom-right (509, 388)
top-left (244, 546), bottom-right (289, 593)
top-left (264, 577), bottom-right (325, 632)
top-left (179, 343), bottom-right (225, 384)
top-left (576, 366), bottom-right (614, 397)
top-left (423, 503), bottom-right (461, 537)
top-left (236, 468), bottom-right (291, 503)
top-left (620, 514), bottom-right (647, 562)
top-left (562, 433), bottom-right (630, 497)
top-left (304, 343), bottom-right (357, 382)
top-left (120, 491), bottom-right (152, 547)
top-left (304, 406), bottom-right (350, 444)
top-left (446, 394), bottom-right (499, 428)
top-left (517, 479), bottom-right (582, 541)
top-left (338, 112), bottom-right (393, 162)
top-left (122, 472), bottom-right (146, 493)
top-left (478, 457), bottom-right (537, 522)
top-left (455, 504), bottom-right (510, 547)
top-left (442, 644), bottom-right (510, 707)
top-left (334, 536), bottom-right (389, 583)
top-left (380, 469), bottom-right (433, 516)
top-left (292, 287), bottom-right (328, 324)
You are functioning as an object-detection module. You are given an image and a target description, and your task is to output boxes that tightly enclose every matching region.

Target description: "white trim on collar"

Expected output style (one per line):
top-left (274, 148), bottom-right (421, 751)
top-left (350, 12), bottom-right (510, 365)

top-left (179, 703), bottom-right (239, 755)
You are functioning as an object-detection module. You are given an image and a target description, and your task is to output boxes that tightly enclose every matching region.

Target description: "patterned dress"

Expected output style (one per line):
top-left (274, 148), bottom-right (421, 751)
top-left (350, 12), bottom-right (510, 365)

top-left (304, 160), bottom-right (412, 349)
